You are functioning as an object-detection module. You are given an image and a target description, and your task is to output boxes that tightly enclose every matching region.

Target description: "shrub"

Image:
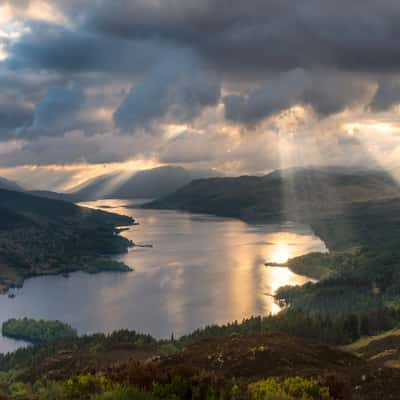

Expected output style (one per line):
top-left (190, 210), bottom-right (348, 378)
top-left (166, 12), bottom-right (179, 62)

top-left (249, 377), bottom-right (332, 400)
top-left (63, 374), bottom-right (112, 400)
top-left (35, 381), bottom-right (67, 400)
top-left (92, 385), bottom-right (156, 400)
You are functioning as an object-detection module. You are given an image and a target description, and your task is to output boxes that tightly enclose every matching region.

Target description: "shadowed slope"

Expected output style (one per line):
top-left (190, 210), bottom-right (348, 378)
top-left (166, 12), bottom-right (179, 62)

top-left (0, 189), bottom-right (134, 293)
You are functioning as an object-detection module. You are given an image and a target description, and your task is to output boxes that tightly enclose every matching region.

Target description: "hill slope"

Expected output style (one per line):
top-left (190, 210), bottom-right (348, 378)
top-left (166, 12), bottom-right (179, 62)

top-left (1, 330), bottom-right (399, 400)
top-left (0, 177), bottom-right (23, 192)
top-left (0, 189), bottom-right (134, 293)
top-left (144, 168), bottom-right (400, 220)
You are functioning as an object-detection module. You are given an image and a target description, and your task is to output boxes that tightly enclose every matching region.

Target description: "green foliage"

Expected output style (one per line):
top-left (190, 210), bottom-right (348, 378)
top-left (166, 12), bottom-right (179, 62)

top-left (7, 381), bottom-right (30, 400)
top-left (93, 386), bottom-right (157, 400)
top-left (152, 376), bottom-right (193, 400)
top-left (249, 377), bottom-right (332, 400)
top-left (0, 330), bottom-right (158, 372)
top-left (180, 307), bottom-right (400, 346)
top-left (2, 307), bottom-right (398, 376)
top-left (2, 318), bottom-right (77, 344)
top-left (284, 246), bottom-right (363, 280)
top-left (31, 377), bottom-right (331, 400)
top-left (33, 375), bottom-right (123, 400)
top-left (0, 188), bottom-right (133, 293)
top-left (33, 375), bottom-right (221, 400)
top-left (151, 376), bottom-right (221, 400)
top-left (158, 342), bottom-right (180, 355)
top-left (63, 374), bottom-right (112, 400)
top-left (35, 381), bottom-right (66, 400)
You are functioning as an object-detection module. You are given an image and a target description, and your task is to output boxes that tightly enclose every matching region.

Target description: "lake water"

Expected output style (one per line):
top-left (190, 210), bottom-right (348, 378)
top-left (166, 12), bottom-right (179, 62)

top-left (0, 199), bottom-right (327, 353)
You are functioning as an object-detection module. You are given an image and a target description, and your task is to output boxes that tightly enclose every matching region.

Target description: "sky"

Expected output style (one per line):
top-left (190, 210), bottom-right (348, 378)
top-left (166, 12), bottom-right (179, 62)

top-left (2, 0), bottom-right (400, 190)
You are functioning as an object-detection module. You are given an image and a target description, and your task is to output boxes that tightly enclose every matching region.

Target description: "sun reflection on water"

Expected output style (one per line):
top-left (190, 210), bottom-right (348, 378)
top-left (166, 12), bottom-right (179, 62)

top-left (269, 242), bottom-right (293, 264)
top-left (78, 200), bottom-right (326, 332)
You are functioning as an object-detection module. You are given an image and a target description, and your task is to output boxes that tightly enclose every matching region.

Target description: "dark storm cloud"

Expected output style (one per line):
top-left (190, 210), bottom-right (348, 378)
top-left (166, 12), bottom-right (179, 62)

top-left (5, 21), bottom-right (174, 76)
top-left (224, 70), bottom-right (369, 124)
top-left (9, 1), bottom-right (400, 76)
top-left (28, 82), bottom-right (85, 133)
top-left (0, 69), bottom-right (65, 139)
top-left (15, 81), bottom-right (115, 139)
top-left (114, 58), bottom-right (220, 131)
top-left (3, 0), bottom-right (400, 171)
top-left (370, 79), bottom-right (400, 111)
top-left (0, 100), bottom-right (33, 138)
top-left (224, 70), bottom-right (308, 124)
top-left (75, 0), bottom-right (400, 73)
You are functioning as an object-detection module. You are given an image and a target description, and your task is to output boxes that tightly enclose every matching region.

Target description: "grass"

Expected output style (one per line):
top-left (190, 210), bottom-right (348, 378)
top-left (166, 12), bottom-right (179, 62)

top-left (385, 360), bottom-right (400, 369)
top-left (343, 328), bottom-right (400, 351)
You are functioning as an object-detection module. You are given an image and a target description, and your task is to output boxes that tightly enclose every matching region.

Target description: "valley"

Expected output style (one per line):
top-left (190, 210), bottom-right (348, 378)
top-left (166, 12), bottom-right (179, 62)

top-left (1, 168), bottom-right (400, 399)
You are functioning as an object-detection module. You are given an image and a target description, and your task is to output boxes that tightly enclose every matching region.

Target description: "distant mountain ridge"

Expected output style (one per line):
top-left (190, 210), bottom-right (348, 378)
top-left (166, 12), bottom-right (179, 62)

top-left (144, 167), bottom-right (400, 220)
top-left (29, 166), bottom-right (221, 202)
top-left (69, 166), bottom-right (221, 201)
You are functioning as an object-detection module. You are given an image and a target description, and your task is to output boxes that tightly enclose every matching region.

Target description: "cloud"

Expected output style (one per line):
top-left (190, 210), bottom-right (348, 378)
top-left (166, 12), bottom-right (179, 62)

top-left (2, 0), bottom-right (400, 179)
top-left (114, 57), bottom-right (220, 131)
top-left (74, 0), bottom-right (400, 74)
top-left (13, 81), bottom-right (106, 139)
top-left (30, 82), bottom-right (84, 130)
top-left (224, 69), bottom-right (309, 124)
top-left (0, 68), bottom-right (63, 139)
top-left (159, 131), bottom-right (222, 164)
top-left (5, 21), bottom-right (180, 76)
top-left (224, 70), bottom-right (371, 124)
top-left (370, 78), bottom-right (400, 111)
top-left (0, 130), bottom-right (161, 167)
top-left (0, 99), bottom-right (33, 138)
top-left (0, 0), bottom-right (65, 24)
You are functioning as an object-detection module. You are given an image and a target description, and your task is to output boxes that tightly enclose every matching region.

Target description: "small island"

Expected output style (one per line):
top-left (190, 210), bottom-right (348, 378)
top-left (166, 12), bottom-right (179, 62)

top-left (2, 318), bottom-right (77, 344)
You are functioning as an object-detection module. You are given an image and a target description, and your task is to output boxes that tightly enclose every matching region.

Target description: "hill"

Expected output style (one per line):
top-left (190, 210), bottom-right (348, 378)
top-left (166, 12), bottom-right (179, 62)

top-left (66, 165), bottom-right (221, 201)
top-left (1, 328), bottom-right (399, 399)
top-left (0, 177), bottom-right (23, 192)
top-left (144, 168), bottom-right (400, 220)
top-left (0, 189), bottom-right (134, 293)
top-left (28, 190), bottom-right (72, 202)
top-left (145, 168), bottom-right (400, 316)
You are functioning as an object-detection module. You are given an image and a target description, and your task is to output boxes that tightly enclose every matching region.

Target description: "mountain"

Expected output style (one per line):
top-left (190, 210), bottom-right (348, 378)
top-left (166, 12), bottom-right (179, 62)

top-left (68, 166), bottom-right (221, 201)
top-left (0, 188), bottom-right (133, 293)
top-left (0, 177), bottom-right (23, 192)
top-left (28, 189), bottom-right (74, 202)
top-left (144, 167), bottom-right (400, 220)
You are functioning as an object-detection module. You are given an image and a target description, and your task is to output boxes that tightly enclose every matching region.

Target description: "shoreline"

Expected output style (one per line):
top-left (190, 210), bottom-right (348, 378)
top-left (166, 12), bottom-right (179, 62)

top-left (0, 257), bottom-right (134, 296)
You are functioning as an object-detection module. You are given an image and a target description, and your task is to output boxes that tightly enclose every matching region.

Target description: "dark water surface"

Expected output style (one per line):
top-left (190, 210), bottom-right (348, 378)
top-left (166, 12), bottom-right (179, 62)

top-left (0, 200), bottom-right (327, 353)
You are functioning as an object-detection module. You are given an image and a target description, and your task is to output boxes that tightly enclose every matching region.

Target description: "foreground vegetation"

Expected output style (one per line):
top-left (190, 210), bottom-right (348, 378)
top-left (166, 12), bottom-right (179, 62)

top-left (0, 325), bottom-right (398, 400)
top-left (0, 303), bottom-right (398, 399)
top-left (1, 306), bottom-right (399, 373)
top-left (2, 318), bottom-right (77, 344)
top-left (0, 372), bottom-right (333, 400)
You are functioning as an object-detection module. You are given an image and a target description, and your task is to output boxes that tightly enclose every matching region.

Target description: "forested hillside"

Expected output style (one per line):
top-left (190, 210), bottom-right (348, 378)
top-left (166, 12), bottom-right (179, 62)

top-left (144, 168), bottom-right (400, 220)
top-left (0, 189), bottom-right (134, 293)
